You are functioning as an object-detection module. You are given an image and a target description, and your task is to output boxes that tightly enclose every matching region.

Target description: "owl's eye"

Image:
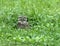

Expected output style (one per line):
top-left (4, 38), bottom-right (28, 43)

top-left (24, 18), bottom-right (27, 21)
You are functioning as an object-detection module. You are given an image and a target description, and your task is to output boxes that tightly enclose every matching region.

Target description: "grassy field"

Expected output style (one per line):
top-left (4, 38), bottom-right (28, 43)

top-left (0, 0), bottom-right (60, 46)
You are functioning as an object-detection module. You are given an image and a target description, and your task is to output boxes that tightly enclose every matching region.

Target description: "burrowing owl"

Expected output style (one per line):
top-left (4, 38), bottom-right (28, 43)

top-left (17, 16), bottom-right (29, 28)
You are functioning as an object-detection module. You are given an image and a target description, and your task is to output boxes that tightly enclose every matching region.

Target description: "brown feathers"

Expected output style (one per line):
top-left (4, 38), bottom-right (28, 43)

top-left (17, 16), bottom-right (29, 28)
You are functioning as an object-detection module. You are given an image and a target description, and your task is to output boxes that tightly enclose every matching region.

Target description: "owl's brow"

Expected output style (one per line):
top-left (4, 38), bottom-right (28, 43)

top-left (23, 16), bottom-right (27, 18)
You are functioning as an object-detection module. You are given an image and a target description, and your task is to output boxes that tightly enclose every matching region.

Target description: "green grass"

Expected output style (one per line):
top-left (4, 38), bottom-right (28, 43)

top-left (0, 0), bottom-right (60, 46)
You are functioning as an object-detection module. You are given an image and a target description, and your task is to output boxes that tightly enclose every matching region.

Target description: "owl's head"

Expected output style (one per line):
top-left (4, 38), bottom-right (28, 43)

top-left (18, 16), bottom-right (27, 21)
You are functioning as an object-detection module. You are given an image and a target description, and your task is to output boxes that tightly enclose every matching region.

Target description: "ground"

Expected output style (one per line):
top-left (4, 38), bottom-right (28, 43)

top-left (0, 0), bottom-right (60, 46)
